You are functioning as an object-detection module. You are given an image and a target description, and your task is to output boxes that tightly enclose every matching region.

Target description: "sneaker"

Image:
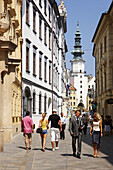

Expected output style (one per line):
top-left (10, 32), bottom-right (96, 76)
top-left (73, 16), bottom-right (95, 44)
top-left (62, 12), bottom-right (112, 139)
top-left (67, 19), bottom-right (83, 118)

top-left (55, 147), bottom-right (59, 150)
top-left (52, 148), bottom-right (55, 152)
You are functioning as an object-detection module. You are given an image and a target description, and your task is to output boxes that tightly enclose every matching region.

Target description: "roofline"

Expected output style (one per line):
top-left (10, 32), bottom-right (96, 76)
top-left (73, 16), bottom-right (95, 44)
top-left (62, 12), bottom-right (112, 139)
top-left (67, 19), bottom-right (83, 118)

top-left (92, 1), bottom-right (113, 42)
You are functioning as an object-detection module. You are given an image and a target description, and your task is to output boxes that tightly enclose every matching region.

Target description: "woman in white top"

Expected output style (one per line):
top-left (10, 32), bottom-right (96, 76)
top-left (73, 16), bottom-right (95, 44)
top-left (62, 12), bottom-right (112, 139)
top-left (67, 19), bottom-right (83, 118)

top-left (90, 112), bottom-right (103, 158)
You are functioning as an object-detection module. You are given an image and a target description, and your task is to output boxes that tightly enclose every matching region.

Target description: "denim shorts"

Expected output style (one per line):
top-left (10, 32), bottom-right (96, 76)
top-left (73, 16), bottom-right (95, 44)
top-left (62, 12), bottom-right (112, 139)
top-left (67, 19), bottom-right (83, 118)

top-left (42, 130), bottom-right (47, 134)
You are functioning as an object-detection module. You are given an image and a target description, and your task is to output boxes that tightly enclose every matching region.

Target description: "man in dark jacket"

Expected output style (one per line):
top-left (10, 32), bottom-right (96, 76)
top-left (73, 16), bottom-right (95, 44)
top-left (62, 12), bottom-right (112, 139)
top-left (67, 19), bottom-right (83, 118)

top-left (69, 110), bottom-right (84, 158)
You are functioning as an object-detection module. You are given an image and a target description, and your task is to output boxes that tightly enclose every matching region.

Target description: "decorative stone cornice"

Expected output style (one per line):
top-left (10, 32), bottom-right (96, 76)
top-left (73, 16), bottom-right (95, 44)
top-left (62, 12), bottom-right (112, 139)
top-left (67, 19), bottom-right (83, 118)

top-left (0, 13), bottom-right (9, 39)
top-left (0, 40), bottom-right (17, 52)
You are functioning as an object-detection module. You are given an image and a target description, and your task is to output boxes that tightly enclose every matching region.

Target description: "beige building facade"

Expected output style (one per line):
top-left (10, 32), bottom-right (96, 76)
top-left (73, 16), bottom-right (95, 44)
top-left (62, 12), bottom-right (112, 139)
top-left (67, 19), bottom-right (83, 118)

top-left (92, 2), bottom-right (113, 120)
top-left (0, 0), bottom-right (22, 150)
top-left (69, 84), bottom-right (77, 111)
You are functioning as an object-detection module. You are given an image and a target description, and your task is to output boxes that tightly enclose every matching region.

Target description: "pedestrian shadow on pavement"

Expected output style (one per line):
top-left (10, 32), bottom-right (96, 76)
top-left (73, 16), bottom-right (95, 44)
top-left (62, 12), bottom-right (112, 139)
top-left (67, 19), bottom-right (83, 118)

top-left (45, 147), bottom-right (52, 151)
top-left (18, 146), bottom-right (26, 150)
top-left (61, 154), bottom-right (73, 157)
top-left (82, 153), bottom-right (93, 158)
top-left (32, 148), bottom-right (42, 150)
top-left (83, 133), bottom-right (113, 165)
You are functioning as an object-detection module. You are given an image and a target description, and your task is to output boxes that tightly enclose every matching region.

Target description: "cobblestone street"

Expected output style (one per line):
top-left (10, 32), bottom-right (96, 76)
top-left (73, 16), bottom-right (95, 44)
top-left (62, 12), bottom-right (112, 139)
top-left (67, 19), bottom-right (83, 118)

top-left (0, 125), bottom-right (113, 170)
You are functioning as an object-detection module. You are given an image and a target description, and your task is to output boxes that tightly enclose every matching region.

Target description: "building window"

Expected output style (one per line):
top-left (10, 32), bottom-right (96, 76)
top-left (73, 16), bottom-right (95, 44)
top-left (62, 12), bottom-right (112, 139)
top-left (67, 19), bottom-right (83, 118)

top-left (80, 70), bottom-right (82, 73)
top-left (100, 43), bottom-right (102, 58)
top-left (33, 92), bottom-right (36, 113)
top-left (49, 62), bottom-right (51, 84)
top-left (44, 0), bottom-right (47, 15)
top-left (104, 36), bottom-right (106, 53)
top-left (80, 75), bottom-right (82, 78)
top-left (70, 96), bottom-right (72, 99)
top-left (39, 93), bottom-right (41, 114)
top-left (33, 53), bottom-right (36, 75)
top-left (33, 10), bottom-right (36, 32)
top-left (26, 47), bottom-right (29, 72)
top-left (39, 16), bottom-right (42, 40)
top-left (71, 102), bottom-right (72, 106)
top-left (80, 81), bottom-right (82, 83)
top-left (26, 2), bottom-right (29, 25)
top-left (80, 91), bottom-right (82, 94)
top-left (89, 85), bottom-right (90, 88)
top-left (73, 97), bottom-right (75, 100)
top-left (44, 58), bottom-right (47, 82)
top-left (39, 0), bottom-right (42, 7)
top-left (80, 85), bottom-right (82, 88)
top-left (80, 96), bottom-right (82, 98)
top-left (73, 102), bottom-right (75, 106)
top-left (44, 94), bottom-right (46, 113)
top-left (44, 23), bottom-right (47, 45)
top-left (49, 6), bottom-right (51, 22)
top-left (49, 30), bottom-right (51, 50)
top-left (39, 52), bottom-right (42, 79)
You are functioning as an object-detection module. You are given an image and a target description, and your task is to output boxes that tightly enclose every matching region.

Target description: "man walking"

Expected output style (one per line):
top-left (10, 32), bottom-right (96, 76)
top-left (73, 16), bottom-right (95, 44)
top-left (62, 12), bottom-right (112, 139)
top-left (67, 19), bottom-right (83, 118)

top-left (21, 111), bottom-right (34, 150)
top-left (48, 109), bottom-right (62, 151)
top-left (60, 112), bottom-right (66, 140)
top-left (69, 110), bottom-right (84, 158)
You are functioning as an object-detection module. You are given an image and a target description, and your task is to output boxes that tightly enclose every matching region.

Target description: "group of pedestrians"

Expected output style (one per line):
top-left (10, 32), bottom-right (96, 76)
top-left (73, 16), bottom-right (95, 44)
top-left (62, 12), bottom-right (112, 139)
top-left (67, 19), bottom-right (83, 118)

top-left (21, 109), bottom-right (109, 159)
top-left (69, 110), bottom-right (104, 159)
top-left (21, 109), bottom-right (66, 152)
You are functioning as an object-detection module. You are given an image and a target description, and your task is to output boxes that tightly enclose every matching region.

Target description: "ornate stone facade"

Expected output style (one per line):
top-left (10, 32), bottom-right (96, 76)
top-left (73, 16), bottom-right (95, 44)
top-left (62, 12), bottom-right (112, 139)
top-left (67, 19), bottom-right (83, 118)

top-left (0, 0), bottom-right (22, 150)
top-left (92, 2), bottom-right (113, 119)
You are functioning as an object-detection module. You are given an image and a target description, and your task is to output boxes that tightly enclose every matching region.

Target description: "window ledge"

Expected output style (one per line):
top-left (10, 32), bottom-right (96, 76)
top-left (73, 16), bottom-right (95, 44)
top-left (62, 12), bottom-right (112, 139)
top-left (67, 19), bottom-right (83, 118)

top-left (33, 74), bottom-right (37, 77)
top-left (26, 70), bottom-right (30, 73)
top-left (39, 37), bottom-right (42, 41)
top-left (26, 22), bottom-right (30, 27)
top-left (33, 30), bottom-right (37, 34)
top-left (44, 80), bottom-right (47, 83)
top-left (39, 77), bottom-right (42, 80)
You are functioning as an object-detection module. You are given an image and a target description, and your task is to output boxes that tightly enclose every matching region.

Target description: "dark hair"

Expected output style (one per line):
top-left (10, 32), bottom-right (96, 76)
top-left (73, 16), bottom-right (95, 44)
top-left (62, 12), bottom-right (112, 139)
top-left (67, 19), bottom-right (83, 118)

top-left (26, 111), bottom-right (30, 116)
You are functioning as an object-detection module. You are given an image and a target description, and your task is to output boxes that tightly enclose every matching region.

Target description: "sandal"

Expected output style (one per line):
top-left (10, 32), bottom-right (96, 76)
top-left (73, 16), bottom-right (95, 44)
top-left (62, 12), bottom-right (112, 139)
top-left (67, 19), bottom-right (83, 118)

top-left (93, 155), bottom-right (96, 158)
top-left (29, 147), bottom-right (31, 150)
top-left (26, 147), bottom-right (28, 150)
top-left (97, 155), bottom-right (99, 158)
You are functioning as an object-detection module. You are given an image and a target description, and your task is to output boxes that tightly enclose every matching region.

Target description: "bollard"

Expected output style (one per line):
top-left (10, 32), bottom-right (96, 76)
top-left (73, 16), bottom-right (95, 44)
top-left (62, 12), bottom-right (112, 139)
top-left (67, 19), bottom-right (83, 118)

top-left (0, 130), bottom-right (4, 152)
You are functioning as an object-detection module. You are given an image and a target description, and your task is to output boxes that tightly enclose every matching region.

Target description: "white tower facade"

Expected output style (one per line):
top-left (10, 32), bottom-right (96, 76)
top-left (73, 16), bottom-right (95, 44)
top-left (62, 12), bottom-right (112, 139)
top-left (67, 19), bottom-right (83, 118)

top-left (70, 23), bottom-right (88, 108)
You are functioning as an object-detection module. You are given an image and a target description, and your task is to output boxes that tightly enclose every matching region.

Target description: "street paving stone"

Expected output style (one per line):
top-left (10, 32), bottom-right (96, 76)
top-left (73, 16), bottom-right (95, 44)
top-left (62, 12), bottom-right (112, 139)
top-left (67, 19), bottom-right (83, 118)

top-left (0, 123), bottom-right (113, 170)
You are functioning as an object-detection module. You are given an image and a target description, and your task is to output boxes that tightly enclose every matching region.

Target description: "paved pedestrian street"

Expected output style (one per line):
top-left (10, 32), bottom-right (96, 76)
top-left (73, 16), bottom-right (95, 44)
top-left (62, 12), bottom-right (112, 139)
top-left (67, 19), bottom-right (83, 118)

top-left (0, 125), bottom-right (113, 170)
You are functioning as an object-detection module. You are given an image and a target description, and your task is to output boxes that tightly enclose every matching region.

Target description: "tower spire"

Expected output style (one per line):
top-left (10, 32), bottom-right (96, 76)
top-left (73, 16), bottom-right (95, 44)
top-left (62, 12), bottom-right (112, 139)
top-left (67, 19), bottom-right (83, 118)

top-left (71, 22), bottom-right (84, 60)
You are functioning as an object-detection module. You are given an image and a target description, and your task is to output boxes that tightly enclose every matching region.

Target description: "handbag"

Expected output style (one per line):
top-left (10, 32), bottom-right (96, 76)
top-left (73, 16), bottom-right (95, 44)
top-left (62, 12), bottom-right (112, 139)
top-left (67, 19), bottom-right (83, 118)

top-left (36, 127), bottom-right (42, 133)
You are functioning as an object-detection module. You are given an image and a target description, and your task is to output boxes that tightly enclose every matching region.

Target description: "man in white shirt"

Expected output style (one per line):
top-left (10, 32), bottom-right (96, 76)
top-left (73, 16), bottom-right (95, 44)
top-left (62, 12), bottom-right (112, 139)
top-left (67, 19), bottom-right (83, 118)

top-left (60, 112), bottom-right (66, 140)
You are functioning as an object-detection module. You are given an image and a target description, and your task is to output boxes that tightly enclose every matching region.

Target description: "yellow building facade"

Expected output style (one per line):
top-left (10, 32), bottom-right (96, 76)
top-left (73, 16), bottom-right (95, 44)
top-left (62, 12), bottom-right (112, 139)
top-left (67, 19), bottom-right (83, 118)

top-left (92, 2), bottom-right (113, 120)
top-left (0, 0), bottom-right (22, 148)
top-left (69, 84), bottom-right (77, 111)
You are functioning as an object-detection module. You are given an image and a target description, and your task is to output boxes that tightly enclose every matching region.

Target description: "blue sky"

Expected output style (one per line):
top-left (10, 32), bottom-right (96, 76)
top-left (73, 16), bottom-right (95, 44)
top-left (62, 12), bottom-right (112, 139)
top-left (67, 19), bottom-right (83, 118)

top-left (56, 0), bottom-right (112, 76)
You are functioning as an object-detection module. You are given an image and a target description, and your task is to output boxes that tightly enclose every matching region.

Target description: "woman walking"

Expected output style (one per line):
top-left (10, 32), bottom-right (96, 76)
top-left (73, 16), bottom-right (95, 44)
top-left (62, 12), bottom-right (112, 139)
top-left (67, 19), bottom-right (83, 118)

top-left (90, 112), bottom-right (103, 158)
top-left (39, 113), bottom-right (48, 152)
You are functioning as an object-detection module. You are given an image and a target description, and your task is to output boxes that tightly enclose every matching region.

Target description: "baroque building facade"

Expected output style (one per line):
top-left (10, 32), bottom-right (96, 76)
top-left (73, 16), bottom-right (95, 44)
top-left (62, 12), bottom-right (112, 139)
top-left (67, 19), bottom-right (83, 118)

top-left (92, 1), bottom-right (113, 120)
top-left (22, 0), bottom-right (67, 127)
top-left (0, 0), bottom-right (22, 149)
